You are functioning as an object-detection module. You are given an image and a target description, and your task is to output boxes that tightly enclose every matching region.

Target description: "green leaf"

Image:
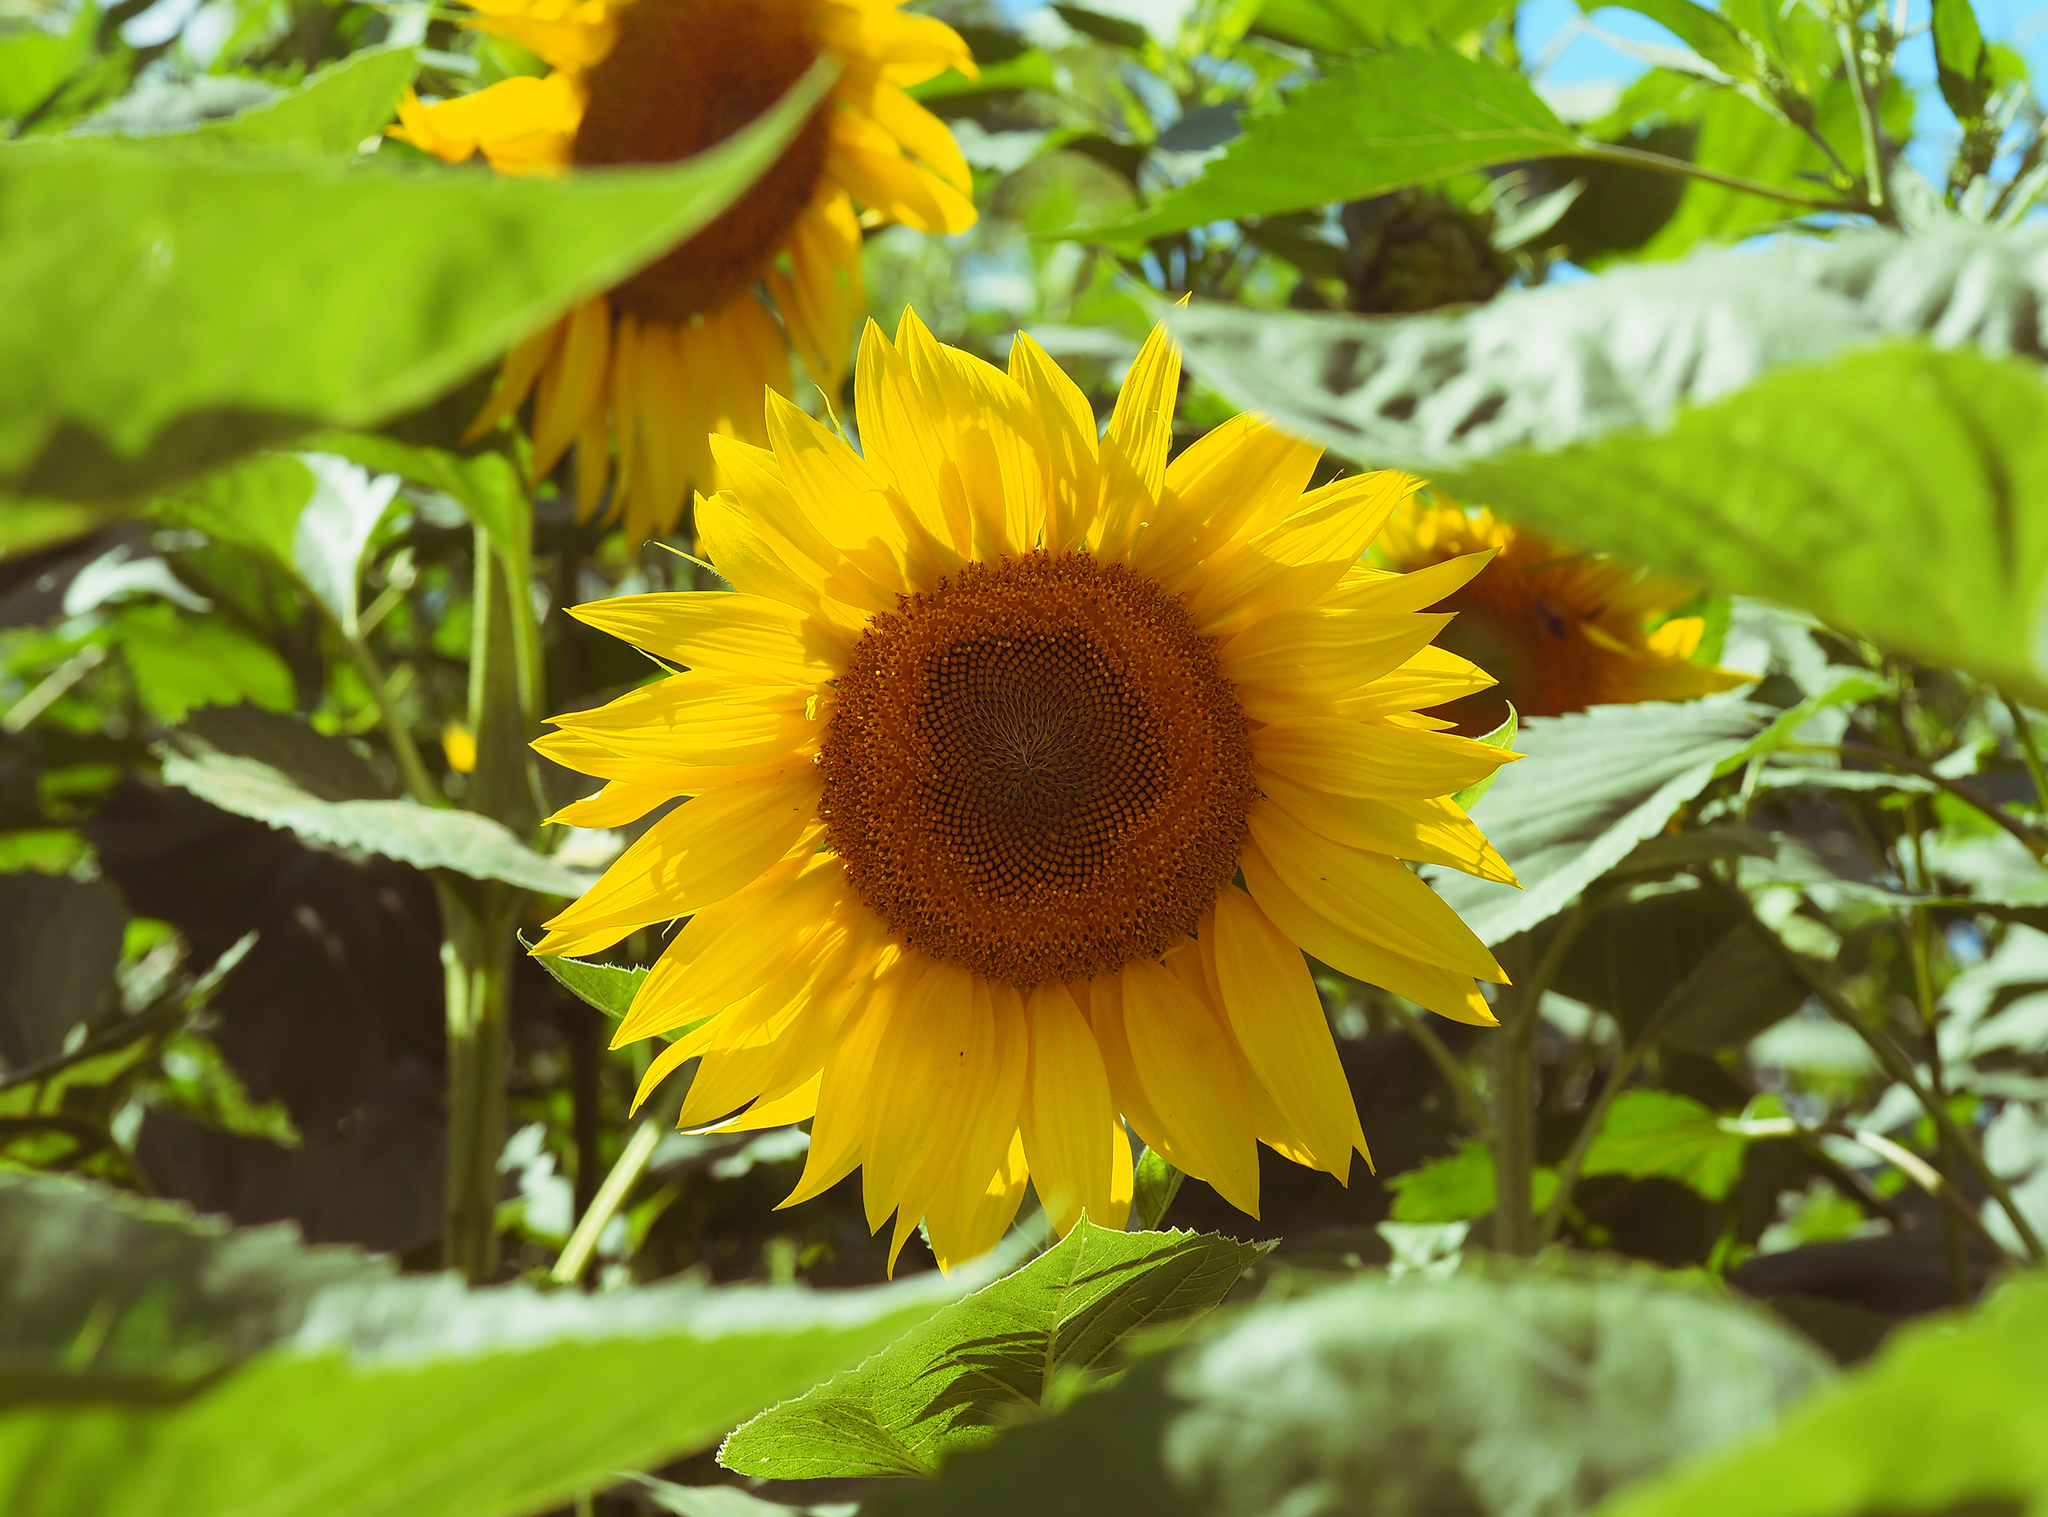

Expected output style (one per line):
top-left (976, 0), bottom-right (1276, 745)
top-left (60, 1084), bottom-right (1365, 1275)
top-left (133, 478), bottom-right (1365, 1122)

top-left (1450, 703), bottom-right (1516, 812)
top-left (1434, 695), bottom-right (1781, 945)
top-left (532, 950), bottom-right (646, 1021)
top-left (1548, 884), bottom-right (1806, 1053)
top-left (114, 603), bottom-right (296, 724)
top-left (310, 433), bottom-right (532, 592)
top-left (0, 874), bottom-right (126, 1075)
top-left (0, 499), bottom-right (115, 559)
top-left (1078, 49), bottom-right (1581, 242)
top-left (1051, 4), bottom-right (1150, 50)
top-left (1933, 0), bottom-right (1992, 123)
top-left (1595, 1271), bottom-right (2048, 1517)
top-left (157, 711), bottom-right (594, 897)
top-left (1386, 1142), bottom-right (1558, 1222)
top-left (289, 453), bottom-right (403, 636)
top-left (1166, 235), bottom-right (2048, 706)
top-left (1580, 1090), bottom-right (1752, 1200)
top-left (168, 45), bottom-right (419, 156)
top-left (719, 1222), bottom-right (1269, 1479)
top-left (2, 58), bottom-right (835, 501)
top-left (0, 5), bottom-right (96, 120)
top-left (1254, 0), bottom-right (1513, 52)
top-left (0, 1170), bottom-right (969, 1517)
top-left (1592, 0), bottom-right (1757, 81)
top-left (1129, 1147), bottom-right (1184, 1231)
top-left (870, 1268), bottom-right (1829, 1517)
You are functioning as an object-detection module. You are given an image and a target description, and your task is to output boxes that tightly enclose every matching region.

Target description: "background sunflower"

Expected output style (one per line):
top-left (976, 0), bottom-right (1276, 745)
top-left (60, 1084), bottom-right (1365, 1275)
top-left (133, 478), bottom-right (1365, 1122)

top-left (392, 0), bottom-right (978, 546)
top-left (1376, 499), bottom-right (1752, 737)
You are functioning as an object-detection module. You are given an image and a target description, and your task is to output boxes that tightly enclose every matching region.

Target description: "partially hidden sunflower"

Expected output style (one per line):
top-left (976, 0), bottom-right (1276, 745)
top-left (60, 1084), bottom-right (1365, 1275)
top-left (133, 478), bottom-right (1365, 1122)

top-left (531, 315), bottom-right (1521, 1270)
top-left (1376, 500), bottom-right (1751, 738)
top-left (390, 0), bottom-right (978, 545)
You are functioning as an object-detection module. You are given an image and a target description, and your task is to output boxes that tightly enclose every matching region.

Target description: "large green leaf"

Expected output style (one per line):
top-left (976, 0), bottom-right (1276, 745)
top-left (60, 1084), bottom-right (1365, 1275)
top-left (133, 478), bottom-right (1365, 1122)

top-left (1, 57), bottom-right (834, 501)
top-left (720, 1222), bottom-right (1270, 1479)
top-left (78, 44), bottom-right (420, 156)
top-left (1166, 232), bottom-right (2048, 704)
top-left (157, 710), bottom-right (595, 897)
top-left (1079, 48), bottom-right (1581, 242)
top-left (0, 1170), bottom-right (968, 1517)
top-left (1580, 1090), bottom-right (1752, 1201)
top-left (1432, 695), bottom-right (1783, 945)
top-left (1595, 1270), bottom-right (2048, 1517)
top-left (871, 1268), bottom-right (1829, 1517)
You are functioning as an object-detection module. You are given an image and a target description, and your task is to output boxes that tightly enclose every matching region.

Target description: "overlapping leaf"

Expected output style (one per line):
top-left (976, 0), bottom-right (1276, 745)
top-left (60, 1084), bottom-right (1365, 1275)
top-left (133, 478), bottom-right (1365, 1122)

top-left (1, 60), bottom-right (834, 500)
top-left (720, 1223), bottom-right (1269, 1479)
top-left (0, 1171), bottom-right (969, 1517)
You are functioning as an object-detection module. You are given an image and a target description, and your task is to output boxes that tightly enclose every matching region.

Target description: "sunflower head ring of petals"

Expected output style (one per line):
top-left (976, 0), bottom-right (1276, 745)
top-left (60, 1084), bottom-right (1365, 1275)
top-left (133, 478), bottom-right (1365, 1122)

top-left (820, 550), bottom-right (1258, 987)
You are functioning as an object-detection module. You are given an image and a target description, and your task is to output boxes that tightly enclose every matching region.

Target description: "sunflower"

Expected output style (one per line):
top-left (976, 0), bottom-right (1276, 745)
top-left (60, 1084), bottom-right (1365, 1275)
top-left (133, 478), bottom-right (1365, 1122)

top-left (1375, 500), bottom-right (1751, 738)
top-left (531, 315), bottom-right (1520, 1270)
top-left (390, 0), bottom-right (978, 545)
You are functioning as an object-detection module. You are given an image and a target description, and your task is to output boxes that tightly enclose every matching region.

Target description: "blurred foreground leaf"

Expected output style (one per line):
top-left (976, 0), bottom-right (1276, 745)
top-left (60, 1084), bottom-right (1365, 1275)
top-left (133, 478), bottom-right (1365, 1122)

top-left (870, 1268), bottom-right (1828, 1517)
top-left (0, 1170), bottom-right (967, 1517)
top-left (1596, 1271), bottom-right (2048, 1517)
top-left (0, 59), bottom-right (834, 501)
top-left (720, 1222), bottom-right (1269, 1479)
top-left (1168, 229), bottom-right (2048, 703)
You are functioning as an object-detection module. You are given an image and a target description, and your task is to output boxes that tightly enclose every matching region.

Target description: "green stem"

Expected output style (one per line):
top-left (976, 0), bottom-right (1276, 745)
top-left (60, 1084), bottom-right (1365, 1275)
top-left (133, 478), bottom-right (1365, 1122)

top-left (1835, 16), bottom-right (1893, 219)
top-left (438, 882), bottom-right (514, 1283)
top-left (1381, 995), bottom-right (1491, 1140)
top-left (2001, 694), bottom-right (2048, 814)
top-left (1713, 876), bottom-right (2047, 1264)
top-left (1491, 907), bottom-right (1588, 1256)
top-left (1574, 139), bottom-right (1862, 214)
top-left (552, 1117), bottom-right (663, 1287)
top-left (1786, 740), bottom-right (2048, 861)
top-left (1535, 936), bottom-right (1721, 1248)
top-left (339, 630), bottom-right (439, 807)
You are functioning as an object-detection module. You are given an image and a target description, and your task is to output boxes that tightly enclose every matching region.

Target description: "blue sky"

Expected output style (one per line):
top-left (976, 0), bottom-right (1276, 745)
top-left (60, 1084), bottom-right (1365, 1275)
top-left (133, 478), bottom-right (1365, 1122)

top-left (1521, 0), bottom-right (2048, 179)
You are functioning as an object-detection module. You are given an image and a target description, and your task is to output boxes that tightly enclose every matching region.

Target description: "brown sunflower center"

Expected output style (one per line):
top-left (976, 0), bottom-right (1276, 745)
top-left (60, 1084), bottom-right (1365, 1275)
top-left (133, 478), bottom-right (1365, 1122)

top-left (822, 551), bottom-right (1256, 988)
top-left (572, 0), bottom-right (832, 324)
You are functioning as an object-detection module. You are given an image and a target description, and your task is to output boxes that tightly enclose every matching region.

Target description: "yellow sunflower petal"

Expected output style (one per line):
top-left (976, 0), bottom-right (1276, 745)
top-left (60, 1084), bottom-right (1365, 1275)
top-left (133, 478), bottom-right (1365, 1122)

top-left (1260, 774), bottom-right (1516, 885)
top-left (1118, 957), bottom-right (1260, 1217)
top-left (569, 591), bottom-right (841, 684)
top-left (1095, 322), bottom-right (1179, 558)
top-left (780, 969), bottom-right (895, 1208)
top-left (1211, 883), bottom-right (1367, 1180)
top-left (1241, 836), bottom-right (1499, 1027)
top-left (1252, 717), bottom-right (1515, 800)
top-left (1006, 331), bottom-right (1100, 552)
top-left (532, 766), bottom-right (821, 958)
top-left (531, 296), bottom-right (610, 479)
top-left (611, 854), bottom-right (849, 1044)
top-left (1248, 802), bottom-right (1503, 981)
top-left (1220, 608), bottom-right (1454, 713)
top-left (1020, 981), bottom-right (1124, 1236)
top-left (546, 778), bottom-right (672, 828)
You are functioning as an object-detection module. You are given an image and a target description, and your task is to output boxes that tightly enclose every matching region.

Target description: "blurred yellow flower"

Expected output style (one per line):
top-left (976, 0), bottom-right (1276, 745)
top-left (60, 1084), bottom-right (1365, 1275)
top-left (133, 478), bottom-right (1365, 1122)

top-left (392, 0), bottom-right (978, 545)
top-left (442, 722), bottom-right (479, 774)
top-left (1376, 500), bottom-right (1751, 737)
top-left (532, 316), bottom-right (1518, 1270)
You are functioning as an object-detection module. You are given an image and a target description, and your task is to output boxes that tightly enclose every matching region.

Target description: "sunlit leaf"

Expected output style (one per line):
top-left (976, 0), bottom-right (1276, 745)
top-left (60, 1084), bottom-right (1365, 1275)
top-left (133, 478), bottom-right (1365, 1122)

top-left (720, 1222), bottom-right (1269, 1479)
top-left (1595, 1270), bottom-right (2048, 1517)
top-left (1, 60), bottom-right (834, 501)
top-left (0, 1170), bottom-right (969, 1517)
top-left (1078, 49), bottom-right (1581, 242)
